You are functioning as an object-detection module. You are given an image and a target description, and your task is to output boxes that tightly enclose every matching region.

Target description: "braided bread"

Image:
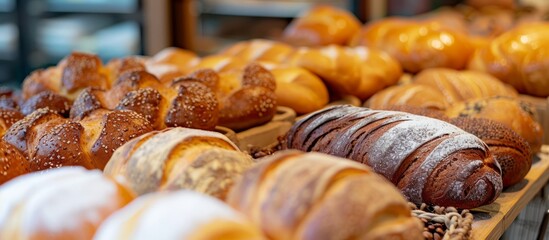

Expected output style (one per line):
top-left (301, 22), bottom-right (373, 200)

top-left (105, 127), bottom-right (253, 200)
top-left (227, 150), bottom-right (424, 240)
top-left (70, 70), bottom-right (219, 131)
top-left (2, 107), bottom-right (152, 175)
top-left (468, 22), bottom-right (549, 97)
top-left (285, 105), bottom-right (502, 209)
top-left (0, 167), bottom-right (134, 239)
top-left (350, 18), bottom-right (474, 73)
top-left (289, 45), bottom-right (402, 100)
top-left (95, 191), bottom-right (265, 240)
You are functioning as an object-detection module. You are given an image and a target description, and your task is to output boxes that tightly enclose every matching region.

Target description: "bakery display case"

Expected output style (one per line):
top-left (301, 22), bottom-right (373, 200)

top-left (0, 0), bottom-right (548, 239)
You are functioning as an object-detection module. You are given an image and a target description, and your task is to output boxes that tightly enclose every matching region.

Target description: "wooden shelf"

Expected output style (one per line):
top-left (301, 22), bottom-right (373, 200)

top-left (471, 145), bottom-right (549, 240)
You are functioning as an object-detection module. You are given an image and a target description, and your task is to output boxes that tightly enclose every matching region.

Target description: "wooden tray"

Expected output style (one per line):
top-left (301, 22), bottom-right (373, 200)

top-left (471, 145), bottom-right (549, 240)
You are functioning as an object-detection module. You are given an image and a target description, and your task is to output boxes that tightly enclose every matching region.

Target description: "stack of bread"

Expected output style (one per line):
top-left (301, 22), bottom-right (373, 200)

top-left (0, 3), bottom-right (547, 240)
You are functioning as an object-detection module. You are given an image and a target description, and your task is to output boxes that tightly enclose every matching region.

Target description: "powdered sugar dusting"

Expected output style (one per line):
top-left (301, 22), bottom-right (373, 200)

top-left (402, 133), bottom-right (487, 203)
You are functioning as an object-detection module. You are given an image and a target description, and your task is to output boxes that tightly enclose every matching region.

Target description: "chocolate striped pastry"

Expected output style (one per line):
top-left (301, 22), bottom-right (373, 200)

top-left (285, 105), bottom-right (503, 209)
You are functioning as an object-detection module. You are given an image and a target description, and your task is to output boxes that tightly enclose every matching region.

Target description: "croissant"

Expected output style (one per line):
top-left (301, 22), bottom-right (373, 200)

top-left (284, 105), bottom-right (503, 209)
top-left (350, 18), bottom-right (474, 73)
top-left (227, 150), bottom-right (424, 240)
top-left (468, 22), bottom-right (549, 97)
top-left (1, 107), bottom-right (152, 177)
top-left (105, 127), bottom-right (253, 200)
top-left (70, 70), bottom-right (219, 131)
top-left (0, 167), bottom-right (134, 239)
top-left (289, 45), bottom-right (402, 100)
top-left (95, 190), bottom-right (265, 240)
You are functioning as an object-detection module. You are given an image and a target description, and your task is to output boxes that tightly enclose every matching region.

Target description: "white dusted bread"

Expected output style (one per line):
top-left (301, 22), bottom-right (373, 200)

top-left (104, 127), bottom-right (253, 200)
top-left (227, 150), bottom-right (424, 240)
top-left (94, 190), bottom-right (266, 240)
top-left (0, 167), bottom-right (134, 240)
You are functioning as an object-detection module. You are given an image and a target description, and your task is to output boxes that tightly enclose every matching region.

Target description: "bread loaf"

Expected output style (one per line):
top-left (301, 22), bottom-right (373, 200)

top-left (413, 68), bottom-right (518, 105)
top-left (350, 18), bottom-right (474, 73)
top-left (285, 105), bottom-right (502, 209)
top-left (181, 64), bottom-right (278, 130)
top-left (3, 108), bottom-right (152, 172)
top-left (148, 47), bottom-right (199, 72)
top-left (468, 22), bottom-right (549, 97)
top-left (0, 167), bottom-right (134, 239)
top-left (450, 117), bottom-right (531, 187)
top-left (227, 150), bottom-right (424, 240)
top-left (70, 70), bottom-right (219, 131)
top-left (22, 52), bottom-right (111, 100)
top-left (105, 127), bottom-right (253, 199)
top-left (366, 84), bottom-right (449, 110)
top-left (289, 45), bottom-right (402, 100)
top-left (282, 5), bottom-right (361, 47)
top-left (221, 39), bottom-right (295, 63)
top-left (446, 96), bottom-right (543, 152)
top-left (377, 105), bottom-right (450, 121)
top-left (95, 190), bottom-right (265, 240)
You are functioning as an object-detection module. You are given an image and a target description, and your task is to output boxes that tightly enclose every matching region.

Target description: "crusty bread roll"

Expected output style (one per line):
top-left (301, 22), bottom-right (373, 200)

top-left (266, 66), bottom-right (329, 114)
top-left (446, 96), bottom-right (544, 153)
top-left (413, 68), bottom-right (518, 105)
top-left (0, 167), bottom-right (134, 239)
top-left (366, 84), bottom-right (449, 110)
top-left (468, 22), bottom-right (549, 97)
top-left (450, 117), bottom-right (531, 187)
top-left (0, 139), bottom-right (28, 185)
top-left (70, 70), bottom-right (219, 131)
top-left (227, 150), bottom-right (424, 240)
top-left (221, 39), bottom-right (295, 63)
top-left (105, 127), bottom-right (253, 199)
top-left (0, 108), bottom-right (23, 136)
top-left (22, 52), bottom-right (112, 100)
top-left (20, 91), bottom-right (72, 117)
top-left (282, 5), bottom-right (361, 47)
top-left (285, 105), bottom-right (502, 209)
top-left (2, 108), bottom-right (152, 172)
top-left (95, 190), bottom-right (265, 240)
top-left (350, 18), bottom-right (474, 73)
top-left (289, 45), bottom-right (402, 100)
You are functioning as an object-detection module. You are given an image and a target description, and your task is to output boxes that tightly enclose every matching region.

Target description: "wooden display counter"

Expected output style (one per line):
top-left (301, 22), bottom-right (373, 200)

top-left (472, 145), bottom-right (549, 240)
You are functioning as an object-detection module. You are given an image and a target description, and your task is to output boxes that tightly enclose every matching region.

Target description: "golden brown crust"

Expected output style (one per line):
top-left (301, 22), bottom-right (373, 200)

top-left (166, 81), bottom-right (219, 129)
top-left (413, 68), bottom-right (518, 105)
top-left (221, 39), bottom-right (295, 63)
top-left (468, 22), bottom-right (549, 97)
top-left (446, 96), bottom-right (544, 152)
top-left (289, 45), bottom-right (402, 100)
top-left (105, 56), bottom-right (146, 83)
top-left (61, 52), bottom-right (109, 93)
top-left (21, 67), bottom-right (62, 100)
top-left (149, 47), bottom-right (199, 71)
top-left (0, 139), bottom-right (29, 185)
top-left (282, 5), bottom-right (361, 47)
top-left (350, 18), bottom-right (474, 73)
top-left (20, 91), bottom-right (72, 117)
top-left (227, 150), bottom-right (424, 240)
top-left (450, 117), bottom-right (531, 187)
top-left (0, 109), bottom-right (24, 136)
top-left (366, 84), bottom-right (449, 110)
top-left (378, 105), bottom-right (450, 121)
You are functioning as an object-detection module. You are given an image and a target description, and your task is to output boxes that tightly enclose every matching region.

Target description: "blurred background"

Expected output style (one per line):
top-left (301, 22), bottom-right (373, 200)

top-left (0, 0), bottom-right (548, 87)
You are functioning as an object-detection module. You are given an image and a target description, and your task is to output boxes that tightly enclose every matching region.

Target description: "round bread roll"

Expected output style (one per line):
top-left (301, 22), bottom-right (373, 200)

top-left (105, 127), bottom-right (253, 200)
top-left (289, 45), bottom-right (402, 100)
top-left (413, 68), bottom-right (518, 105)
top-left (350, 18), bottom-right (474, 73)
top-left (446, 96), bottom-right (543, 152)
top-left (267, 66), bottom-right (329, 114)
top-left (366, 84), bottom-right (449, 110)
top-left (220, 39), bottom-right (295, 63)
top-left (468, 22), bottom-right (549, 97)
top-left (282, 5), bottom-right (361, 47)
top-left (0, 167), bottom-right (134, 239)
top-left (94, 191), bottom-right (266, 240)
top-left (450, 117), bottom-right (531, 187)
top-left (227, 150), bottom-right (424, 240)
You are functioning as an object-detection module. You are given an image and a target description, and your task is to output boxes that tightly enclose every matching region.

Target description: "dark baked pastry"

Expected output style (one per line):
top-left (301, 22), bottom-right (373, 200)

top-left (450, 117), bottom-right (531, 187)
top-left (284, 105), bottom-right (502, 209)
